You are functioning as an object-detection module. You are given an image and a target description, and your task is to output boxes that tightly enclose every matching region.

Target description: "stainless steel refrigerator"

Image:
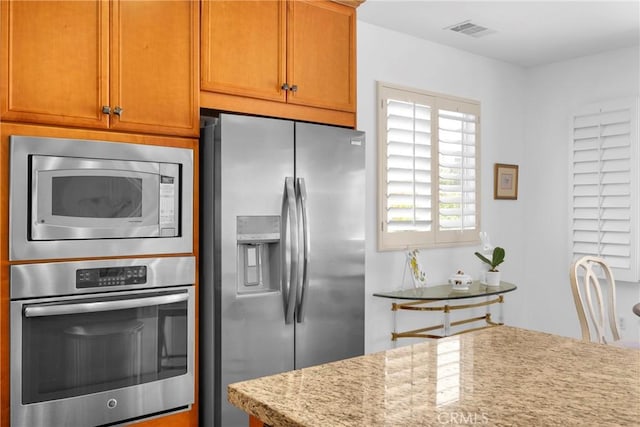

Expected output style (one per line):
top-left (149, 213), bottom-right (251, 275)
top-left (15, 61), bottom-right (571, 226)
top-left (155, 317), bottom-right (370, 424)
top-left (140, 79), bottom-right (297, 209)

top-left (199, 113), bottom-right (365, 427)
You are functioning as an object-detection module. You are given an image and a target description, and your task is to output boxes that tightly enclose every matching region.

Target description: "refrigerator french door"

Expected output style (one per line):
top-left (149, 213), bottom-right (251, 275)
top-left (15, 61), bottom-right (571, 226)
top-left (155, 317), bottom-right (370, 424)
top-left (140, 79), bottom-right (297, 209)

top-left (200, 113), bottom-right (365, 427)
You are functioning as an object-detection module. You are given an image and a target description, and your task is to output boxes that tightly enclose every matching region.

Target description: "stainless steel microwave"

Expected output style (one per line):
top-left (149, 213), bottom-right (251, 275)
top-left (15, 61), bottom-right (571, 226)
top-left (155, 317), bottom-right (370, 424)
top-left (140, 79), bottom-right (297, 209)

top-left (9, 135), bottom-right (193, 260)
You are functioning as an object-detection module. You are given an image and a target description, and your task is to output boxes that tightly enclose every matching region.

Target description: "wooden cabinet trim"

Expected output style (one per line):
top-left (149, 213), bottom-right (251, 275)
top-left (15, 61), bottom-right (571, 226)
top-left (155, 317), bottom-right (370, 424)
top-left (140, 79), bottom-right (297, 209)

top-left (332, 0), bottom-right (365, 7)
top-left (201, 90), bottom-right (356, 128)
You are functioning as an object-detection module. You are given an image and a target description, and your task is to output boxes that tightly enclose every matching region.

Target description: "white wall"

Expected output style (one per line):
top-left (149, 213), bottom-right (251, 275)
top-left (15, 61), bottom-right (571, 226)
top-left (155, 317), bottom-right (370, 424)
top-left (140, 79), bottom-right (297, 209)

top-left (357, 22), bottom-right (528, 354)
top-left (522, 46), bottom-right (640, 341)
top-left (358, 21), bottom-right (640, 354)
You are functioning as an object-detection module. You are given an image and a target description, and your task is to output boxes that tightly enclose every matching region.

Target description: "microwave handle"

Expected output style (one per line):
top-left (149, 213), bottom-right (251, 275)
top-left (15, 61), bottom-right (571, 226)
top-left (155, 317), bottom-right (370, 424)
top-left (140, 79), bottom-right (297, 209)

top-left (24, 292), bottom-right (188, 318)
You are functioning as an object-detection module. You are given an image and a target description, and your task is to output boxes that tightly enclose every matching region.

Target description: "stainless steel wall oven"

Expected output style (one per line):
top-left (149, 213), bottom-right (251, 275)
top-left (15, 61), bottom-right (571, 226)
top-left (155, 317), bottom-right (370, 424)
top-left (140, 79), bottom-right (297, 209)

top-left (10, 256), bottom-right (195, 427)
top-left (9, 135), bottom-right (193, 261)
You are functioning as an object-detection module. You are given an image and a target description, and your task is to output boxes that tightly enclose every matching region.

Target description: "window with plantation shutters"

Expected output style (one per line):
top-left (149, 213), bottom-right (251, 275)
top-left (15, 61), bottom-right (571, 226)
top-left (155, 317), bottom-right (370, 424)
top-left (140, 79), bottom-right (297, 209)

top-left (570, 97), bottom-right (640, 282)
top-left (378, 82), bottom-right (481, 251)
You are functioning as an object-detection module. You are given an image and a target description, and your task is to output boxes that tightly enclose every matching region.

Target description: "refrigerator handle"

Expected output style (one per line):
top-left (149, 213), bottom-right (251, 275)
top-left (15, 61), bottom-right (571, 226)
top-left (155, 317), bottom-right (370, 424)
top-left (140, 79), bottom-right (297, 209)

top-left (281, 177), bottom-right (299, 325)
top-left (296, 177), bottom-right (310, 323)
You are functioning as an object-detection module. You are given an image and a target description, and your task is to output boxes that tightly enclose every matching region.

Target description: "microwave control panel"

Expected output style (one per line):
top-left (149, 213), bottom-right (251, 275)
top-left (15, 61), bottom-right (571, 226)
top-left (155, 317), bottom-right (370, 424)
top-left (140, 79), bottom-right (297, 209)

top-left (76, 266), bottom-right (147, 288)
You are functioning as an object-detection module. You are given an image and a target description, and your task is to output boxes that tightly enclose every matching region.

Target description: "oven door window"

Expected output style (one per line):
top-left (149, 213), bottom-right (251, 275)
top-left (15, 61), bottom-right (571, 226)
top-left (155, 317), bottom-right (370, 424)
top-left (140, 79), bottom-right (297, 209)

top-left (20, 290), bottom-right (189, 404)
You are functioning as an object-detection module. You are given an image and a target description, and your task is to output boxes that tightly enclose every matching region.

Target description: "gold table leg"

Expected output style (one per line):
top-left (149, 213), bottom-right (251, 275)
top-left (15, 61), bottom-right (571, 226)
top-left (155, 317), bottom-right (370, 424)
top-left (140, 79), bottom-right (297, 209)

top-left (390, 295), bottom-right (506, 340)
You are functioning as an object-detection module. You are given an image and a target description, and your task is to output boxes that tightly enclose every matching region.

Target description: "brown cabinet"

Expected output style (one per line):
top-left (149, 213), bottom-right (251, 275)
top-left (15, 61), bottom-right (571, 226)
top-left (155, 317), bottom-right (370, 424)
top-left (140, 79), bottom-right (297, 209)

top-left (287, 0), bottom-right (355, 112)
top-left (0, 122), bottom-right (200, 427)
top-left (201, 0), bottom-right (286, 103)
top-left (0, 0), bottom-right (199, 137)
top-left (201, 0), bottom-right (356, 127)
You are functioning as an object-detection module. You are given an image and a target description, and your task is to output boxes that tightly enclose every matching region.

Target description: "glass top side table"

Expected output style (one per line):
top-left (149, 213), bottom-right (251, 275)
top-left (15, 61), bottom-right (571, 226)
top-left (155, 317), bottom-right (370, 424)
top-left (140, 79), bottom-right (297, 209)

top-left (374, 281), bottom-right (517, 340)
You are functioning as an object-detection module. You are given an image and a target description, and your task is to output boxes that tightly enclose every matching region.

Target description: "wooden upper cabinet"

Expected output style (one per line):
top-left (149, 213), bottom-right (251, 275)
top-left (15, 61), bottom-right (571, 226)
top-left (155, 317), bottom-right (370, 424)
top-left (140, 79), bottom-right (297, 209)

top-left (1, 0), bottom-right (199, 137)
top-left (201, 0), bottom-right (286, 102)
top-left (200, 0), bottom-right (356, 126)
top-left (287, 0), bottom-right (355, 112)
top-left (0, 1), bottom-right (110, 129)
top-left (111, 0), bottom-right (199, 136)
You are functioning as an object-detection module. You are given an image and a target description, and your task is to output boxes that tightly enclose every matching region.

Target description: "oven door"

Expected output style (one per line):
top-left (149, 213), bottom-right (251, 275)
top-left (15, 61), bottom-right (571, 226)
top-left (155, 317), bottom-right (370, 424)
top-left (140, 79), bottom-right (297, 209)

top-left (10, 286), bottom-right (194, 427)
top-left (31, 155), bottom-right (179, 240)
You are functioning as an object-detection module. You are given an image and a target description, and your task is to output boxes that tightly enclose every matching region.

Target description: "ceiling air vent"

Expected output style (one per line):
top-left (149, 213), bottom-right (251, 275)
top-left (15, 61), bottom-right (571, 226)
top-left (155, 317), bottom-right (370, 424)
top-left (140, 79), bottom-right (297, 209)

top-left (446, 20), bottom-right (495, 38)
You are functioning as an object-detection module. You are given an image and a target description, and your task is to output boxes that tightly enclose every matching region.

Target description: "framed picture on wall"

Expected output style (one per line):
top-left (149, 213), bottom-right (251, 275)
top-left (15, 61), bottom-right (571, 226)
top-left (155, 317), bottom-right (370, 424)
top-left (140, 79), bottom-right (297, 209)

top-left (494, 163), bottom-right (519, 200)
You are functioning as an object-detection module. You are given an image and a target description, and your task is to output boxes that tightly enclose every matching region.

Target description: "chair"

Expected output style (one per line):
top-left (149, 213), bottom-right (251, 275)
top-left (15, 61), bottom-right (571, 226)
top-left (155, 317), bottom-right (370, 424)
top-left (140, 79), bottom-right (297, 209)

top-left (569, 256), bottom-right (636, 348)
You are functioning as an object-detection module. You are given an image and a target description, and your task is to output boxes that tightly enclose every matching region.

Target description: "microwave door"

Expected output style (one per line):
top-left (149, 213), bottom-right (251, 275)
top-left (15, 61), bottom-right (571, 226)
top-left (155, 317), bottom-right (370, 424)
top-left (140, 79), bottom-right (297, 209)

top-left (31, 156), bottom-right (166, 241)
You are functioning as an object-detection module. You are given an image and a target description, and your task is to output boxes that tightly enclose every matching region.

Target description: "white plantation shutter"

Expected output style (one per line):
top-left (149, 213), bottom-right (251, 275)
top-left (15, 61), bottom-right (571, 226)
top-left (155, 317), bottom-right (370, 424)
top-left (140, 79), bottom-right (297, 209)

top-left (570, 97), bottom-right (639, 282)
top-left (378, 83), bottom-right (480, 250)
top-left (437, 103), bottom-right (479, 243)
top-left (386, 99), bottom-right (432, 232)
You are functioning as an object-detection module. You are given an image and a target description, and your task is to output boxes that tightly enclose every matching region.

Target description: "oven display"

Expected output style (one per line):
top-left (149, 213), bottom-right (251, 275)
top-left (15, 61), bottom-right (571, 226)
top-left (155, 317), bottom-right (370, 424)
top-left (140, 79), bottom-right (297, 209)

top-left (76, 266), bottom-right (147, 288)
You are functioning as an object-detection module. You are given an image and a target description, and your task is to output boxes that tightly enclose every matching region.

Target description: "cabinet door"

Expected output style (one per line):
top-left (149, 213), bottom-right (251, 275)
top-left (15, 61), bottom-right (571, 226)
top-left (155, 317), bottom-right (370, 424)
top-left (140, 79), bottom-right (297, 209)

top-left (110, 0), bottom-right (199, 137)
top-left (200, 0), bottom-right (286, 103)
top-left (1, 0), bottom-right (110, 128)
top-left (287, 1), bottom-right (355, 112)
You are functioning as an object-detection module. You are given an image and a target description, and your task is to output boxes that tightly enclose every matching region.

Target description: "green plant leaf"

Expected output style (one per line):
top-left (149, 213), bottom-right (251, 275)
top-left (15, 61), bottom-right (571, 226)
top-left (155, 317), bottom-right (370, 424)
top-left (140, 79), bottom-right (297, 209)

top-left (475, 247), bottom-right (505, 270)
top-left (491, 247), bottom-right (505, 269)
top-left (474, 252), bottom-right (492, 265)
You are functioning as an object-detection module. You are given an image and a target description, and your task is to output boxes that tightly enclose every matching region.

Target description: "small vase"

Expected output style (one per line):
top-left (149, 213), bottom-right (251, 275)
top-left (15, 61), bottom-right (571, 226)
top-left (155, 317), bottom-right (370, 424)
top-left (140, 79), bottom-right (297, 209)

top-left (484, 271), bottom-right (501, 286)
top-left (406, 250), bottom-right (427, 288)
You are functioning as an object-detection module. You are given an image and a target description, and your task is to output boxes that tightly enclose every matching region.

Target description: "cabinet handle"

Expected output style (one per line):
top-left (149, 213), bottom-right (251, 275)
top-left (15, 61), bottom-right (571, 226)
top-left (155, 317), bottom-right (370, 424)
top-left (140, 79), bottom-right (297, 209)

top-left (102, 106), bottom-right (111, 115)
top-left (290, 85), bottom-right (298, 93)
top-left (281, 83), bottom-right (290, 91)
top-left (113, 106), bottom-right (124, 116)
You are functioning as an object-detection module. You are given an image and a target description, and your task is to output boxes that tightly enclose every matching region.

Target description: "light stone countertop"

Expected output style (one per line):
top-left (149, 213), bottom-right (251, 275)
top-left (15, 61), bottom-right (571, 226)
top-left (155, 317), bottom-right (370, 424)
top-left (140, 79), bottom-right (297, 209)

top-left (228, 326), bottom-right (640, 427)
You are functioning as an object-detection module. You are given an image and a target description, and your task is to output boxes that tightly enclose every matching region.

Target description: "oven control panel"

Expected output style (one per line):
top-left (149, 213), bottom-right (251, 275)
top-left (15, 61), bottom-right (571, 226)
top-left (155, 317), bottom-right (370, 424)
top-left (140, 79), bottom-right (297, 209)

top-left (76, 266), bottom-right (147, 288)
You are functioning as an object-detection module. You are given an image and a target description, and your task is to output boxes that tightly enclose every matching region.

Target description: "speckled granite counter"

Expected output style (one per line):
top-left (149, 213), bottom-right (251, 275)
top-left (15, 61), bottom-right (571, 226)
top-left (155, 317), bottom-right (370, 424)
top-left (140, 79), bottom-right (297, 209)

top-left (228, 326), bottom-right (640, 427)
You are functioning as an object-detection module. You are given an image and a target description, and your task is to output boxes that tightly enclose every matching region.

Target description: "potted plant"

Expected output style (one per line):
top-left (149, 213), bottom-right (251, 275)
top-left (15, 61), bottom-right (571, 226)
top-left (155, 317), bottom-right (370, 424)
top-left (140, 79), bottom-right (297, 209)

top-left (474, 247), bottom-right (505, 286)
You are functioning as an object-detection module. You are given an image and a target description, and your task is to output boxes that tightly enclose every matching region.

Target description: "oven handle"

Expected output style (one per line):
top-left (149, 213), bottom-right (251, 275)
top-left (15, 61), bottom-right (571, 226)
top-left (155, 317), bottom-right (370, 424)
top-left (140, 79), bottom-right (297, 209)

top-left (23, 292), bottom-right (188, 318)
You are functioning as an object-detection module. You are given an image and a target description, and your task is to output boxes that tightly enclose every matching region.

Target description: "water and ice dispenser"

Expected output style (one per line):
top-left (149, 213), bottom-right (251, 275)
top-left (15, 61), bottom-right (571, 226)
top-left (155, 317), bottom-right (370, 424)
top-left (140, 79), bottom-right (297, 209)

top-left (236, 216), bottom-right (280, 294)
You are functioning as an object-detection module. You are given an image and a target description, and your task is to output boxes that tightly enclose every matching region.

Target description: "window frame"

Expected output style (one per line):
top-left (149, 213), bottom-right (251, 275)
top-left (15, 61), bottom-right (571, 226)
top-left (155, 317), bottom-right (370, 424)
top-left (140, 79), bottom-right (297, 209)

top-left (377, 82), bottom-right (481, 251)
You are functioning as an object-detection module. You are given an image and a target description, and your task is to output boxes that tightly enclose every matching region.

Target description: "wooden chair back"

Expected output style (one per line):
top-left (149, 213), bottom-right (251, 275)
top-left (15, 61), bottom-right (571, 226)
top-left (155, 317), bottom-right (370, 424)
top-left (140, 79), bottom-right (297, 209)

top-left (569, 256), bottom-right (620, 344)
